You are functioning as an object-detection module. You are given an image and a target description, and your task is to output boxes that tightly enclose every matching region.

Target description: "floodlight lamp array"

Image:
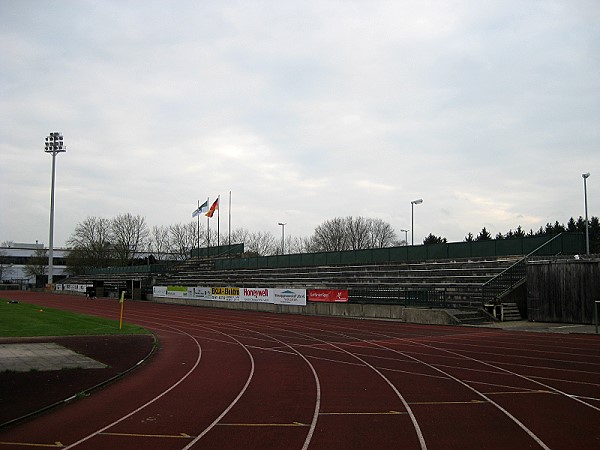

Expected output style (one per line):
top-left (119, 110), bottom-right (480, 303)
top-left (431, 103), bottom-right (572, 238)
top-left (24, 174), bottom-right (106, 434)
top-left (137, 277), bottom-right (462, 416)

top-left (45, 132), bottom-right (66, 154)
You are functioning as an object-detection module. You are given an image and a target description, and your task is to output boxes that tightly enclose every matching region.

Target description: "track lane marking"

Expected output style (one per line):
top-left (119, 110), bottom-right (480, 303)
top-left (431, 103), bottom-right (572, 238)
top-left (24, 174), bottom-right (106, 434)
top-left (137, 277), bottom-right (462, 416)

top-left (217, 422), bottom-right (309, 427)
top-left (0, 442), bottom-right (63, 448)
top-left (319, 410), bottom-right (408, 415)
top-left (62, 327), bottom-right (203, 449)
top-left (99, 432), bottom-right (193, 438)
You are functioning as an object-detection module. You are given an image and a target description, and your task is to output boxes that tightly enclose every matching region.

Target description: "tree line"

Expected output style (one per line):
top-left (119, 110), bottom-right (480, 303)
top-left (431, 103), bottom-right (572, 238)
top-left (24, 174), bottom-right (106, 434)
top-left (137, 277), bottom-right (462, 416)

top-left (62, 213), bottom-right (598, 274)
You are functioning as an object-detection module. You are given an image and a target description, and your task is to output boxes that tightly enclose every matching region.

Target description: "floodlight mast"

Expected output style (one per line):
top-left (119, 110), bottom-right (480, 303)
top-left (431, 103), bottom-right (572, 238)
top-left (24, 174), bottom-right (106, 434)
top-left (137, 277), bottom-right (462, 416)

top-left (582, 173), bottom-right (590, 255)
top-left (45, 132), bottom-right (66, 285)
top-left (411, 199), bottom-right (423, 246)
top-left (278, 223), bottom-right (286, 254)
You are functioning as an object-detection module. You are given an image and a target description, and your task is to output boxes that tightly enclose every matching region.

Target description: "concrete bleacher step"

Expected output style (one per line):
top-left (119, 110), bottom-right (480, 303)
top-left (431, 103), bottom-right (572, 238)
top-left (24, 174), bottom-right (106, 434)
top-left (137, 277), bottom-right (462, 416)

top-left (501, 303), bottom-right (522, 321)
top-left (447, 309), bottom-right (495, 325)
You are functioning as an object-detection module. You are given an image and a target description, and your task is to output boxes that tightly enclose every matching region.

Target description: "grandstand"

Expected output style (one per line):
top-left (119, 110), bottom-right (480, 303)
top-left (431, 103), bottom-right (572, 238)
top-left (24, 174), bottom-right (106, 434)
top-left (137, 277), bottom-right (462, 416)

top-left (58, 233), bottom-right (587, 325)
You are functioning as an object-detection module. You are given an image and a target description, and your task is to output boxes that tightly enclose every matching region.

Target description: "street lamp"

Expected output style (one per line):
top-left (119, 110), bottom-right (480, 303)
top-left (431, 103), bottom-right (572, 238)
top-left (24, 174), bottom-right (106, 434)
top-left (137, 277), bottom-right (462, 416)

top-left (582, 173), bottom-right (590, 255)
top-left (45, 132), bottom-right (66, 285)
top-left (400, 229), bottom-right (409, 246)
top-left (411, 199), bottom-right (423, 246)
top-left (278, 222), bottom-right (286, 254)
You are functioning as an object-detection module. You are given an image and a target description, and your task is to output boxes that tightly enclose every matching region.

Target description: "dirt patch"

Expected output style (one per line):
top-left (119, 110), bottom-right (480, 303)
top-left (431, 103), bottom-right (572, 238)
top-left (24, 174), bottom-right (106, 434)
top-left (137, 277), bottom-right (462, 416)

top-left (0, 334), bottom-right (156, 427)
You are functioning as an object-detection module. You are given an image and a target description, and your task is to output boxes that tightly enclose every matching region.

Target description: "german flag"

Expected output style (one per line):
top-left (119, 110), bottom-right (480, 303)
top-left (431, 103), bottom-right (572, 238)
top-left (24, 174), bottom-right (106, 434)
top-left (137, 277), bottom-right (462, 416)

top-left (206, 197), bottom-right (219, 218)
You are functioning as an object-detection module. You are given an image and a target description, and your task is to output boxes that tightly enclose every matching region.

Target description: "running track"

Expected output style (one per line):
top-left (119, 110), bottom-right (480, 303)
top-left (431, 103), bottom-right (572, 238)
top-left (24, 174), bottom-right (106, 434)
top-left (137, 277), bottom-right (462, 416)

top-left (1, 292), bottom-right (599, 449)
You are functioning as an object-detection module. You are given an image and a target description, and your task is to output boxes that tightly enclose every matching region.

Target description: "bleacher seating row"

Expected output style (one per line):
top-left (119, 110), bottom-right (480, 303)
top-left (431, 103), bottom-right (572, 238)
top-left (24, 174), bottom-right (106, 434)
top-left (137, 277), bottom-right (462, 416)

top-left (60, 255), bottom-right (521, 305)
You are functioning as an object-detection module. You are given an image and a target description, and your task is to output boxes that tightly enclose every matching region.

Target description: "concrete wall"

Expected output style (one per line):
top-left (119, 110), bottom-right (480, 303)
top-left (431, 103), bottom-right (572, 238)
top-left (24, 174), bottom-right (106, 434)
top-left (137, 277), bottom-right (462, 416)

top-left (150, 296), bottom-right (457, 325)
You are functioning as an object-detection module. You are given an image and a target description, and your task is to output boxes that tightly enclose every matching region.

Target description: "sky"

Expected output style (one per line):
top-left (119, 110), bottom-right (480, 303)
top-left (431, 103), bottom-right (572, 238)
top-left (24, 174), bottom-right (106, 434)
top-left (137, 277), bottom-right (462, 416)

top-left (1, 0), bottom-right (599, 248)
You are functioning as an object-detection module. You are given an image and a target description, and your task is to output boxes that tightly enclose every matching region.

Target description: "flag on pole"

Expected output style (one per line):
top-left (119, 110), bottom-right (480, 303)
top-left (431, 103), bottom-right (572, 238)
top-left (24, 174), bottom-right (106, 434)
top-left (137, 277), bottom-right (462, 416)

top-left (206, 197), bottom-right (219, 218)
top-left (192, 200), bottom-right (209, 218)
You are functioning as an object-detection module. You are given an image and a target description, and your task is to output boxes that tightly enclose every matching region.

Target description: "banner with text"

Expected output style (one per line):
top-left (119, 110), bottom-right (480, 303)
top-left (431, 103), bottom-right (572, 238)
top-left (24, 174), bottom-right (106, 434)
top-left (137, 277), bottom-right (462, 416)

top-left (153, 285), bottom-right (306, 306)
top-left (308, 289), bottom-right (349, 303)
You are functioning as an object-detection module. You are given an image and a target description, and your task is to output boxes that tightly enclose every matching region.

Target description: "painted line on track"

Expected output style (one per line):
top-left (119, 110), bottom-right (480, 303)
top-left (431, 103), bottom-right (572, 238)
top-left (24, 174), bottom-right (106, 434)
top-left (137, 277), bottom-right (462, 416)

top-left (408, 338), bottom-right (600, 413)
top-left (292, 322), bottom-right (552, 450)
top-left (99, 432), bottom-right (193, 439)
top-left (0, 442), bottom-right (63, 448)
top-left (62, 326), bottom-right (203, 449)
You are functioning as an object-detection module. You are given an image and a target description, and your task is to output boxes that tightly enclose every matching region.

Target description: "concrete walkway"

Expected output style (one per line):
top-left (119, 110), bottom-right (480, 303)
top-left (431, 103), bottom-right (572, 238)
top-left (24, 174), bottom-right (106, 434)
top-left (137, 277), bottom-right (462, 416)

top-left (476, 320), bottom-right (599, 334)
top-left (0, 343), bottom-right (106, 373)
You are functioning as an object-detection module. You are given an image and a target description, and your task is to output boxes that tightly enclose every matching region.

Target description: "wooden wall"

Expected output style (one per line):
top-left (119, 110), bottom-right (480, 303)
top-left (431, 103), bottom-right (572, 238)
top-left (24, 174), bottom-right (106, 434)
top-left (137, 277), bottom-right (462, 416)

top-left (527, 258), bottom-right (600, 323)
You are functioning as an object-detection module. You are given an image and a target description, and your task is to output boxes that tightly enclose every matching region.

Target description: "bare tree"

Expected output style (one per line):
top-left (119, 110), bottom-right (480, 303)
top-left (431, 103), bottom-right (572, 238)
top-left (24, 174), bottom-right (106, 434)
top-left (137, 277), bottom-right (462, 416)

top-left (23, 247), bottom-right (48, 285)
top-left (169, 222), bottom-right (196, 260)
top-left (311, 216), bottom-right (398, 252)
top-left (312, 217), bottom-right (348, 251)
top-left (347, 216), bottom-right (370, 250)
top-left (285, 235), bottom-right (312, 254)
top-left (66, 216), bottom-right (113, 271)
top-left (111, 213), bottom-right (149, 265)
top-left (149, 225), bottom-right (171, 261)
top-left (368, 218), bottom-right (398, 248)
top-left (230, 228), bottom-right (277, 255)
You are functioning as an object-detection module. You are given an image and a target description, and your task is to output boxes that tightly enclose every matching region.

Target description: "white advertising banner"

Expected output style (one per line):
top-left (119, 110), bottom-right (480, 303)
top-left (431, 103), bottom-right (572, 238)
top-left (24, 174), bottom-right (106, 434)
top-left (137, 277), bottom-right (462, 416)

top-left (152, 285), bottom-right (306, 307)
top-left (271, 288), bottom-right (307, 306)
top-left (166, 286), bottom-right (188, 298)
top-left (59, 284), bottom-right (90, 293)
top-left (190, 286), bottom-right (212, 300)
top-left (153, 286), bottom-right (167, 297)
top-left (241, 287), bottom-right (271, 303)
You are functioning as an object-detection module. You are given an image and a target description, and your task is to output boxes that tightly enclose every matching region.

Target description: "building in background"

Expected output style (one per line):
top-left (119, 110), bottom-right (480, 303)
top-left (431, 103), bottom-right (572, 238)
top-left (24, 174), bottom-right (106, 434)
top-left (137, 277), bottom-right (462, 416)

top-left (0, 242), bottom-right (69, 288)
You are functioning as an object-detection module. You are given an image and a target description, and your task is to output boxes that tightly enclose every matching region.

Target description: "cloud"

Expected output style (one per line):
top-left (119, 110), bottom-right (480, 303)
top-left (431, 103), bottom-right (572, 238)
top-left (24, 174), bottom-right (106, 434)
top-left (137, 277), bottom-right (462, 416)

top-left (1, 0), bottom-right (598, 248)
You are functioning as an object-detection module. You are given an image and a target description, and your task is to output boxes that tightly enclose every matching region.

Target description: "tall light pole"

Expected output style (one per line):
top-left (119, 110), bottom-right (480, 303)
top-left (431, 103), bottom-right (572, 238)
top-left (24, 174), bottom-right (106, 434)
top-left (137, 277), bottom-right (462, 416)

top-left (278, 223), bottom-right (286, 254)
top-left (411, 199), bottom-right (423, 246)
top-left (400, 229), bottom-right (409, 246)
top-left (582, 172), bottom-right (590, 255)
top-left (45, 132), bottom-right (66, 285)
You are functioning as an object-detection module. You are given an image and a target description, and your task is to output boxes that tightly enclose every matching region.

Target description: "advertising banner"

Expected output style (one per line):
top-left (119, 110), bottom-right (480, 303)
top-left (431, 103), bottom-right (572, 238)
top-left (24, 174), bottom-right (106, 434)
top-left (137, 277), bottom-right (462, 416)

top-left (153, 286), bottom-right (167, 297)
top-left (190, 286), bottom-right (212, 300)
top-left (152, 285), bottom-right (306, 306)
top-left (271, 288), bottom-right (307, 306)
top-left (308, 289), bottom-right (349, 303)
top-left (166, 285), bottom-right (188, 298)
top-left (211, 286), bottom-right (241, 302)
top-left (241, 287), bottom-right (271, 303)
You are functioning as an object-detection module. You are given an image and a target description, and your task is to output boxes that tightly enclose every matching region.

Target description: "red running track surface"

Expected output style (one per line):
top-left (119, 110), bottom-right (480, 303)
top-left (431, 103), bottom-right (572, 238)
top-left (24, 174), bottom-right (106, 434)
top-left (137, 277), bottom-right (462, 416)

top-left (1, 292), bottom-right (599, 450)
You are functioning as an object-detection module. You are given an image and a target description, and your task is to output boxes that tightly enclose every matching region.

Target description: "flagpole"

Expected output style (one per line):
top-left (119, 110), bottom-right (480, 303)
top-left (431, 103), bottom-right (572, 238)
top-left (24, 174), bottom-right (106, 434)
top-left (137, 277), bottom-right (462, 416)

top-left (196, 200), bottom-right (200, 255)
top-left (217, 194), bottom-right (220, 250)
top-left (206, 197), bottom-right (210, 258)
top-left (228, 191), bottom-right (231, 247)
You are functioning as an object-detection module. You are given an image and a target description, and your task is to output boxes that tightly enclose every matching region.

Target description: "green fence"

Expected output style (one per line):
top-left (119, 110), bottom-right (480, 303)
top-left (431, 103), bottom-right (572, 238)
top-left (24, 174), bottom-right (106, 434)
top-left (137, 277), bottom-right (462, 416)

top-left (215, 233), bottom-right (584, 270)
top-left (87, 264), bottom-right (170, 275)
top-left (191, 243), bottom-right (244, 258)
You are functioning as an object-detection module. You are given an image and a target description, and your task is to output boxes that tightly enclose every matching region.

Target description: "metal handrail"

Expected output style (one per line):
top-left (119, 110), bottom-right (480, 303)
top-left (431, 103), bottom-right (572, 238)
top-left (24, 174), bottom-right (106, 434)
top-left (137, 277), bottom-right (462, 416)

top-left (481, 233), bottom-right (566, 304)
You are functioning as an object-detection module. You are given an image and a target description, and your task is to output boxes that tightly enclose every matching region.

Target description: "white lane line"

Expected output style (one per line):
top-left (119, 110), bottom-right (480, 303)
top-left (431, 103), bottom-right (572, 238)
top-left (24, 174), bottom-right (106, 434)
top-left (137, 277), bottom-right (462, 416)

top-left (181, 330), bottom-right (255, 450)
top-left (408, 339), bottom-right (600, 413)
top-left (63, 326), bottom-right (203, 449)
top-left (117, 309), bottom-right (320, 450)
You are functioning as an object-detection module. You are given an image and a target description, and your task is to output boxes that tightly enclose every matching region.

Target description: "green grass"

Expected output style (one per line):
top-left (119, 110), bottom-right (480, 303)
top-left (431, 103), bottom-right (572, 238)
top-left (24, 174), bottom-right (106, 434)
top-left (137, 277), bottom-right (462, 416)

top-left (0, 300), bottom-right (149, 337)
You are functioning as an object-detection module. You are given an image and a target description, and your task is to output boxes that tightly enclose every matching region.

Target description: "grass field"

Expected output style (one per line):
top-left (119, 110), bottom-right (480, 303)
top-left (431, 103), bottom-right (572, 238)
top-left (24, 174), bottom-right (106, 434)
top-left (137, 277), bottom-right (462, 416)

top-left (0, 299), bottom-right (148, 337)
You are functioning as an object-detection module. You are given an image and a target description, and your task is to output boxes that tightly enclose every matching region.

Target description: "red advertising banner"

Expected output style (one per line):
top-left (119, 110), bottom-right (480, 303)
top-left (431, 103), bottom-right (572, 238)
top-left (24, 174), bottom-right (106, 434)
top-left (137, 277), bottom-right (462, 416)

top-left (308, 289), bottom-right (349, 303)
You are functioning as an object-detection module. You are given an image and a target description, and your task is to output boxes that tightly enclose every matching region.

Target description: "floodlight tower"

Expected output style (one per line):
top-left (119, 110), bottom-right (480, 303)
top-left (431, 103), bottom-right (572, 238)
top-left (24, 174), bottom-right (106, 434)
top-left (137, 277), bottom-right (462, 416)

top-left (278, 223), bottom-right (286, 254)
top-left (411, 199), bottom-right (423, 246)
top-left (582, 172), bottom-right (590, 255)
top-left (45, 132), bottom-right (66, 285)
top-left (400, 229), bottom-right (409, 245)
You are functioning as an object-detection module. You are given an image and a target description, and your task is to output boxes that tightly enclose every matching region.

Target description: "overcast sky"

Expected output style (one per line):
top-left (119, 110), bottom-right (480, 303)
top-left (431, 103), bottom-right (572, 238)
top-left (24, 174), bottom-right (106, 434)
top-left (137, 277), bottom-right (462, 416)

top-left (1, 0), bottom-right (598, 248)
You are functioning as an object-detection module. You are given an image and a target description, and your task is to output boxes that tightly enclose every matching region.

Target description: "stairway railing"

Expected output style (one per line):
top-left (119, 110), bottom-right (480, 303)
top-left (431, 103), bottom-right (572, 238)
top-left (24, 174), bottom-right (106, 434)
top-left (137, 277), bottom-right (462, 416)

top-left (481, 233), bottom-right (567, 305)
